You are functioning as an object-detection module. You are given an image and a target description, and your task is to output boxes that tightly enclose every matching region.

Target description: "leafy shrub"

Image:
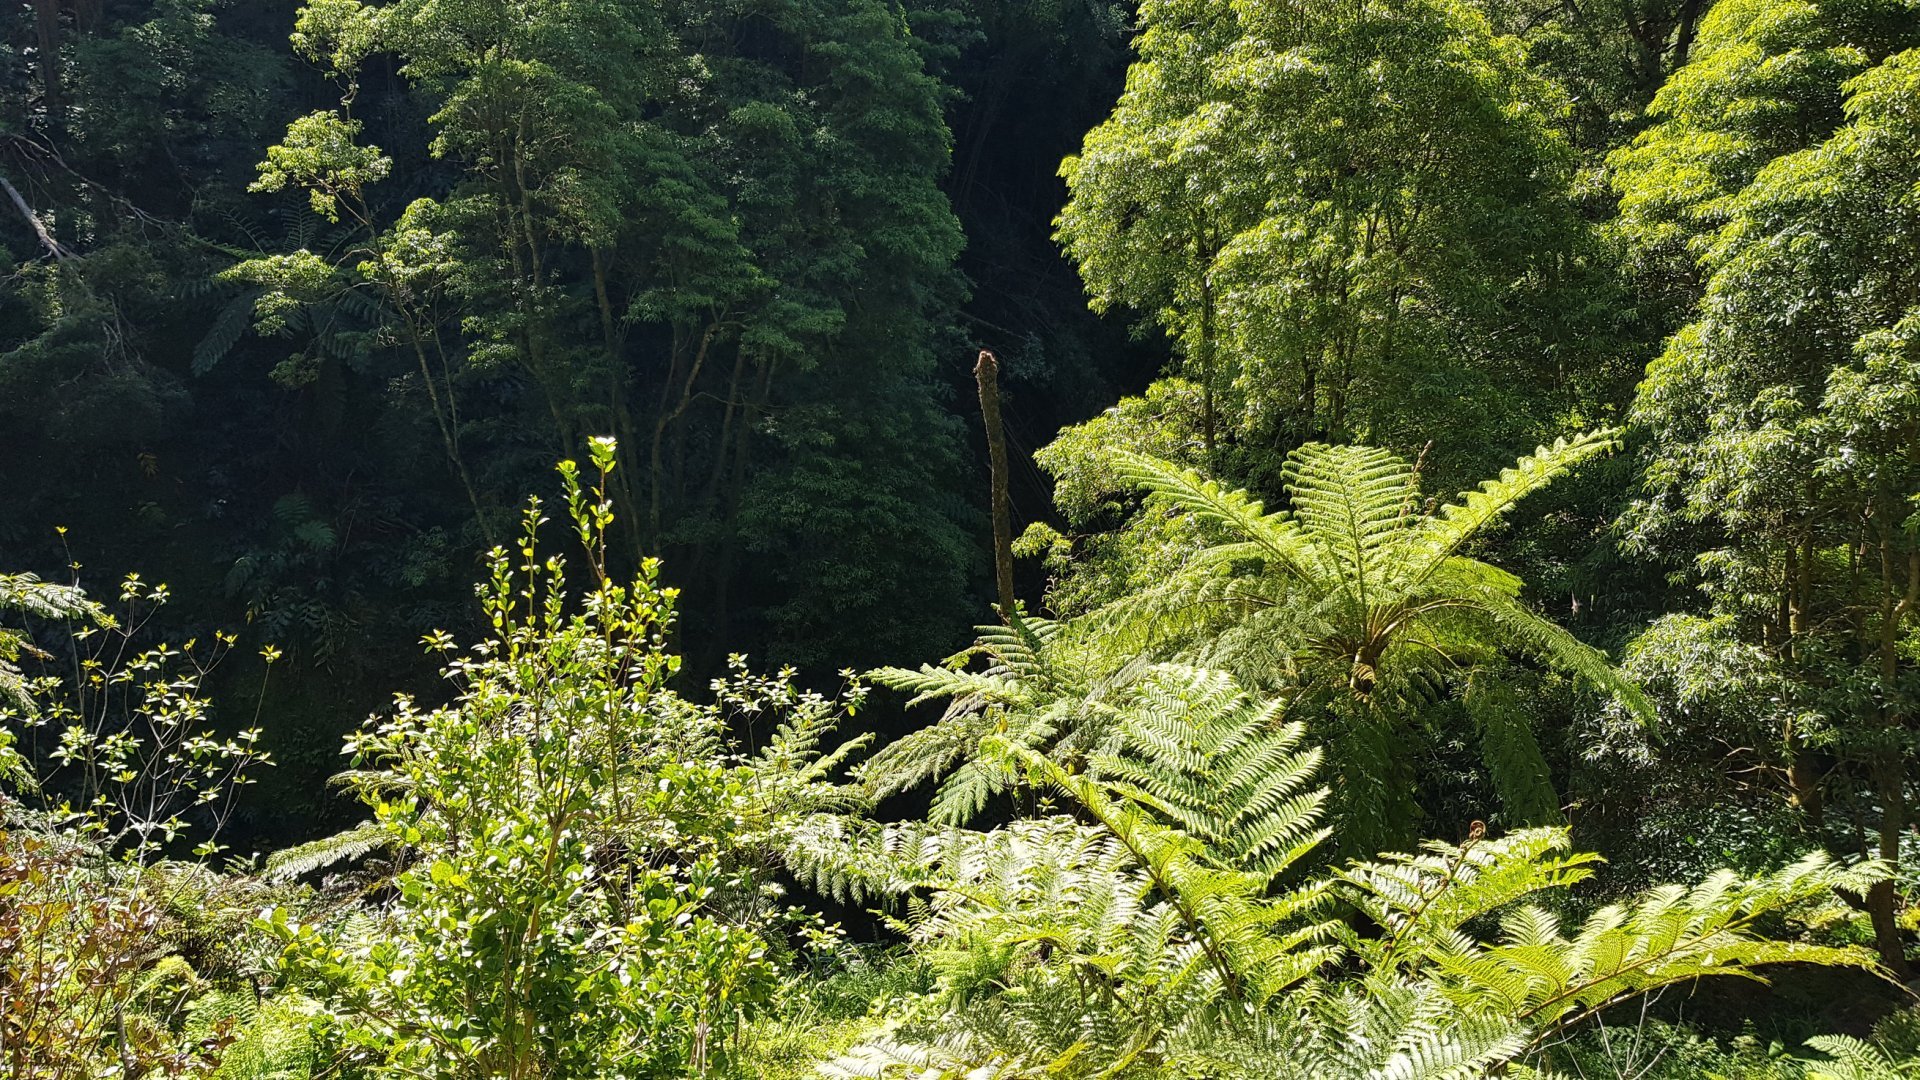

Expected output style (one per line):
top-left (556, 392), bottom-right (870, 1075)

top-left (261, 439), bottom-right (869, 1078)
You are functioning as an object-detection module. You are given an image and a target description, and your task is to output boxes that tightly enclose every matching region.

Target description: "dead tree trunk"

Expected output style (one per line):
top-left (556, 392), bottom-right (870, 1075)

top-left (975, 349), bottom-right (1016, 620)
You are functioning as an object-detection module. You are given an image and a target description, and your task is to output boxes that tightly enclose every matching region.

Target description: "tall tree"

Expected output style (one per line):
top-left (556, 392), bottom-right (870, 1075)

top-left (1614, 0), bottom-right (1920, 970)
top-left (1472, 0), bottom-right (1718, 152)
top-left (243, 0), bottom-right (978, 670)
top-left (1057, 0), bottom-right (1614, 479)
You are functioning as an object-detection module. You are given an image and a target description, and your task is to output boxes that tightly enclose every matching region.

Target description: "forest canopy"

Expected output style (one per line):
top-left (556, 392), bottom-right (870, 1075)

top-left (5, 0), bottom-right (1920, 1076)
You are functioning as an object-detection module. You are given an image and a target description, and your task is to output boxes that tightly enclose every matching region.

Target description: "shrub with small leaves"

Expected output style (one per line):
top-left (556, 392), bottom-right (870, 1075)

top-left (264, 438), bottom-right (868, 1078)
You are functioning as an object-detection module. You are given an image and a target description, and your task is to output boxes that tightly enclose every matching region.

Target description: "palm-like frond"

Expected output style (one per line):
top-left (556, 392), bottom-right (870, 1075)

top-left (1094, 666), bottom-right (1327, 885)
top-left (1105, 438), bottom-right (1633, 707)
top-left (1107, 451), bottom-right (1320, 582)
top-left (812, 668), bottom-right (1340, 1009)
top-left (1170, 978), bottom-right (1530, 1080)
top-left (263, 821), bottom-right (391, 883)
top-left (1803, 1034), bottom-right (1915, 1079)
top-left (811, 669), bottom-right (1347, 1078)
top-left (1336, 829), bottom-right (1602, 970)
top-left (1098, 438), bottom-right (1646, 844)
top-left (1280, 443), bottom-right (1419, 601)
top-left (1462, 676), bottom-right (1561, 826)
top-left (818, 672), bottom-right (1885, 1080)
top-left (1019, 747), bottom-right (1338, 1007)
top-left (1467, 587), bottom-right (1653, 724)
top-left (870, 613), bottom-right (1071, 707)
top-left (861, 613), bottom-right (1125, 823)
top-left (1461, 855), bottom-right (1880, 1041)
top-left (191, 991), bottom-right (322, 1080)
top-left (1339, 832), bottom-right (1883, 1047)
top-left (1406, 431), bottom-right (1620, 584)
top-left (0, 573), bottom-right (107, 716)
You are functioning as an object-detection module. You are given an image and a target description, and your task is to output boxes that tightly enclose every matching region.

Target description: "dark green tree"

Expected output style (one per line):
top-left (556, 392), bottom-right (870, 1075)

top-left (241, 0), bottom-right (980, 669)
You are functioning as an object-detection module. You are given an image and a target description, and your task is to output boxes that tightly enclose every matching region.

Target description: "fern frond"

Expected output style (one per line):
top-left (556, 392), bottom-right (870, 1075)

top-left (0, 573), bottom-right (108, 717)
top-left (861, 612), bottom-right (1130, 823)
top-left (263, 821), bottom-right (390, 883)
top-left (1343, 834), bottom-right (1884, 1045)
top-left (1408, 430), bottom-right (1619, 584)
top-left (1109, 450), bottom-right (1321, 583)
top-left (1282, 442), bottom-right (1418, 601)
top-left (1463, 675), bottom-right (1563, 827)
top-left (1095, 665), bottom-right (1329, 886)
top-left (194, 289), bottom-right (264, 375)
top-left (1803, 1033), bottom-right (1912, 1080)
top-left (1169, 977), bottom-right (1529, 1079)
top-left (1337, 828), bottom-right (1601, 970)
top-left (1014, 744), bottom-right (1337, 1007)
top-left (869, 665), bottom-right (1034, 709)
top-left (1468, 588), bottom-right (1654, 724)
top-left (206, 992), bottom-right (323, 1080)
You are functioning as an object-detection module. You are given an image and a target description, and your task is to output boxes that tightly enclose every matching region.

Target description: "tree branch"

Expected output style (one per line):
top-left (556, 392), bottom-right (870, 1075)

top-left (1, 173), bottom-right (72, 261)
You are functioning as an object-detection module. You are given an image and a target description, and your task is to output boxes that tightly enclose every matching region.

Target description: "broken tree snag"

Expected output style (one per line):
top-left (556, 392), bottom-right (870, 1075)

top-left (974, 348), bottom-right (1016, 620)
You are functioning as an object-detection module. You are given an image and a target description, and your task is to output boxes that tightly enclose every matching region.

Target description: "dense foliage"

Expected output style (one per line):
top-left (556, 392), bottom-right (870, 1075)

top-left (7, 0), bottom-right (1920, 1074)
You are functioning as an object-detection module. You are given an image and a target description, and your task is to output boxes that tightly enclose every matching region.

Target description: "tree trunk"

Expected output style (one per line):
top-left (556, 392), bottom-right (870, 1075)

top-left (1671, 0), bottom-right (1709, 71)
top-left (33, 0), bottom-right (62, 125)
top-left (407, 325), bottom-right (492, 548)
top-left (1788, 743), bottom-right (1825, 830)
top-left (1869, 755), bottom-right (1908, 976)
top-left (1198, 270), bottom-right (1217, 458)
top-left (975, 349), bottom-right (1017, 619)
top-left (1783, 537), bottom-right (1823, 827)
top-left (701, 347), bottom-right (750, 512)
top-left (1868, 518), bottom-right (1918, 976)
top-left (651, 323), bottom-right (717, 537)
top-left (707, 354), bottom-right (772, 669)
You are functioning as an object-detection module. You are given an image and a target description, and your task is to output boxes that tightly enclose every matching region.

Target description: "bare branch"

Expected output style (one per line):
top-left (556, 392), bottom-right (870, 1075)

top-left (0, 173), bottom-right (72, 261)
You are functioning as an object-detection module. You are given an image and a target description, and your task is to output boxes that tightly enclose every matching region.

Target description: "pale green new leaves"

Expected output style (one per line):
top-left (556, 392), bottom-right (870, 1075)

top-left (250, 111), bottom-right (391, 224)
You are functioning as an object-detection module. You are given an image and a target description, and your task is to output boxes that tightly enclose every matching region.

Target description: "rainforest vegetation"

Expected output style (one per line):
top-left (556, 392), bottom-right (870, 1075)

top-left (5, 0), bottom-right (1920, 1075)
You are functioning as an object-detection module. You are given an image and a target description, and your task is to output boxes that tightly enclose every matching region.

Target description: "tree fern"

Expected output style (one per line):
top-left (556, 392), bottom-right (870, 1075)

top-left (816, 662), bottom-right (1884, 1080)
top-left (811, 668), bottom-right (1343, 1077)
top-left (1097, 437), bottom-right (1646, 846)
